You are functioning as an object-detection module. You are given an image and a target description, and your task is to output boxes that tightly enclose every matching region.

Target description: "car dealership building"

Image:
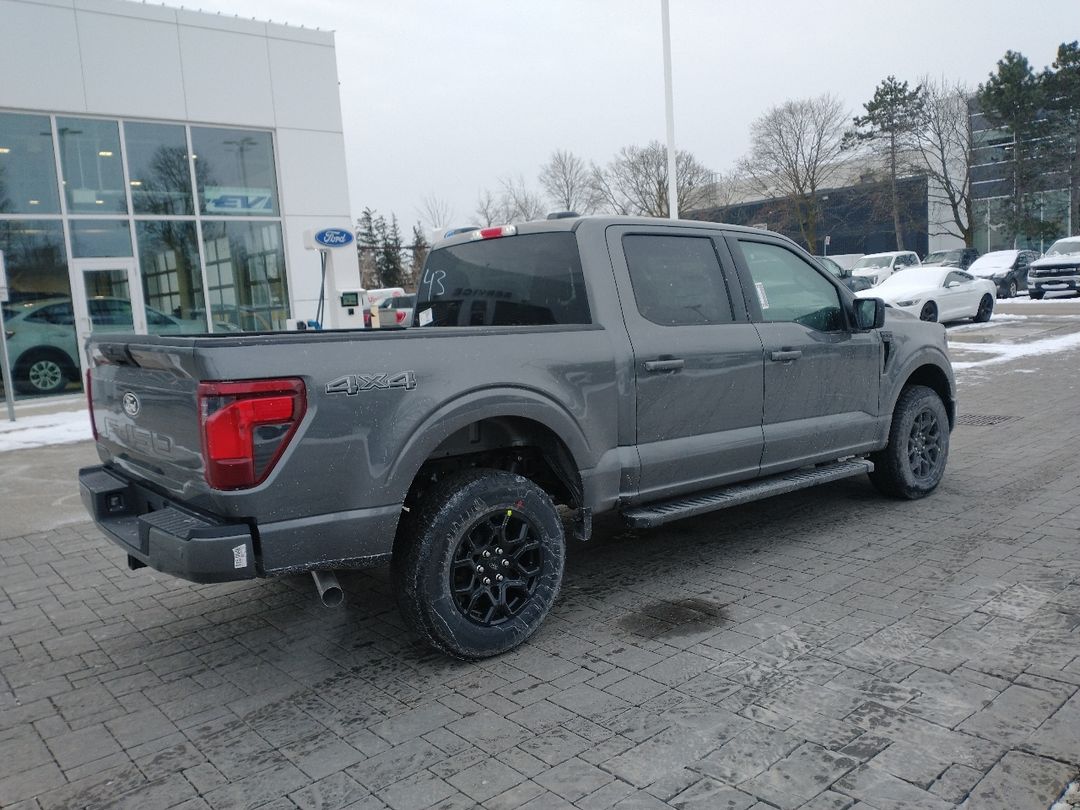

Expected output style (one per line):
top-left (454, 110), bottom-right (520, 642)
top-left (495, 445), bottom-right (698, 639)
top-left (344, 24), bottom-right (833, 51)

top-left (0, 0), bottom-right (358, 395)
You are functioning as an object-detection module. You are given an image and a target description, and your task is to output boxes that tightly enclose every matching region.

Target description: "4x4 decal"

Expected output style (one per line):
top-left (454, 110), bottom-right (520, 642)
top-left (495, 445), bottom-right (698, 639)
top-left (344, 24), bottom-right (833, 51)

top-left (326, 371), bottom-right (416, 396)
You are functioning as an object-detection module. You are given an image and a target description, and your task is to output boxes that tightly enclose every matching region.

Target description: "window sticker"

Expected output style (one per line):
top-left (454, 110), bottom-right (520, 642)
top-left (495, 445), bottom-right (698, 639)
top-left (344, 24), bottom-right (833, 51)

top-left (755, 282), bottom-right (770, 310)
top-left (418, 307), bottom-right (434, 327)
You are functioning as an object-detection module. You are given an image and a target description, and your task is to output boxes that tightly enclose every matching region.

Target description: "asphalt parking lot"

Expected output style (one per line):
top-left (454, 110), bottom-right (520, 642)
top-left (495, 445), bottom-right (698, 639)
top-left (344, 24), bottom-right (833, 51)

top-left (2, 299), bottom-right (1080, 810)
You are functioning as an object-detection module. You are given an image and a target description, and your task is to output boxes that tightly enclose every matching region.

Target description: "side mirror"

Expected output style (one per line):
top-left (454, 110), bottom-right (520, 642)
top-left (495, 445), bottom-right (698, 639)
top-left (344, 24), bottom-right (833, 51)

top-left (854, 297), bottom-right (885, 330)
top-left (946, 280), bottom-right (960, 288)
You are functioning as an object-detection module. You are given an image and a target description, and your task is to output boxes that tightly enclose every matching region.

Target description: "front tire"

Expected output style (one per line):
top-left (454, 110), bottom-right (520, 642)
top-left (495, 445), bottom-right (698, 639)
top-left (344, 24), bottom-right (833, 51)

top-left (974, 294), bottom-right (994, 323)
top-left (868, 385), bottom-right (950, 500)
top-left (1029, 290), bottom-right (1045, 300)
top-left (919, 302), bottom-right (938, 322)
top-left (392, 469), bottom-right (565, 659)
top-left (1006, 280), bottom-right (1018, 298)
top-left (15, 350), bottom-right (72, 395)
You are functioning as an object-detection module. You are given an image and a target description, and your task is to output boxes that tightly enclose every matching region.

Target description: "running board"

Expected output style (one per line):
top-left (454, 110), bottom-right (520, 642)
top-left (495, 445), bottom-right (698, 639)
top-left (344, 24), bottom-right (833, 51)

top-left (622, 458), bottom-right (874, 529)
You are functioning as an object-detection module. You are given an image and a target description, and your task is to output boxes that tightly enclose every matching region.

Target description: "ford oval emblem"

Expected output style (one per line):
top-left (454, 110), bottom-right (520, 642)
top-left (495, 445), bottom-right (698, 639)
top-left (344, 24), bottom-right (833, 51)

top-left (314, 228), bottom-right (354, 248)
top-left (122, 391), bottom-right (140, 417)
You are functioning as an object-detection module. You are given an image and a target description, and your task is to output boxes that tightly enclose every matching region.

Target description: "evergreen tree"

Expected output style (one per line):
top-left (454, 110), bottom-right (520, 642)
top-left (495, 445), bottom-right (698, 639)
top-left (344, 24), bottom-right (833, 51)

top-left (379, 215), bottom-right (406, 289)
top-left (408, 223), bottom-right (430, 286)
top-left (978, 51), bottom-right (1056, 243)
top-left (356, 208), bottom-right (380, 287)
top-left (846, 76), bottom-right (925, 250)
top-left (1046, 41), bottom-right (1080, 236)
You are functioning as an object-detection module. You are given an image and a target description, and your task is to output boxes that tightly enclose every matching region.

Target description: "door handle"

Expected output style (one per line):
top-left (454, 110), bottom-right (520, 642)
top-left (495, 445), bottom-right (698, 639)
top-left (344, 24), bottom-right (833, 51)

top-left (643, 358), bottom-right (685, 372)
top-left (770, 350), bottom-right (802, 362)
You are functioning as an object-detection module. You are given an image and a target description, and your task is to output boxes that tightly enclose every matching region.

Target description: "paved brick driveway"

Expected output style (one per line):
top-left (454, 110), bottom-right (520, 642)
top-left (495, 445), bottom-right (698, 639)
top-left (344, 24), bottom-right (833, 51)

top-left (2, 309), bottom-right (1079, 810)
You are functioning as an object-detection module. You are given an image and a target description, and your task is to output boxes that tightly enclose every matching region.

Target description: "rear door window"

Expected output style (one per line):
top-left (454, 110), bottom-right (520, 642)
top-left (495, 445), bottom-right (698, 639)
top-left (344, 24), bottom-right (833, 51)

top-left (416, 232), bottom-right (590, 327)
top-left (622, 234), bottom-right (734, 326)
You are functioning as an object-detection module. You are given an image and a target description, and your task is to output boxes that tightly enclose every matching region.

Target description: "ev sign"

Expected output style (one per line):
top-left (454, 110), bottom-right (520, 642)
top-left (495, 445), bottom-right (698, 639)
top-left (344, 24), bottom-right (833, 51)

top-left (304, 228), bottom-right (354, 251)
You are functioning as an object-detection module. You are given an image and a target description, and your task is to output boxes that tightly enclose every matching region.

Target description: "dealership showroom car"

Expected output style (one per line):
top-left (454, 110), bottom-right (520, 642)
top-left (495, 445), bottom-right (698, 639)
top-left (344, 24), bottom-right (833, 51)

top-left (856, 266), bottom-right (997, 323)
top-left (2, 297), bottom-right (207, 395)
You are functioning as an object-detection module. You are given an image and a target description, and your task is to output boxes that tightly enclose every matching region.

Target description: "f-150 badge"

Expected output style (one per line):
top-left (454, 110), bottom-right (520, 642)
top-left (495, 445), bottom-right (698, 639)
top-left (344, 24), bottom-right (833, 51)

top-left (326, 371), bottom-right (417, 396)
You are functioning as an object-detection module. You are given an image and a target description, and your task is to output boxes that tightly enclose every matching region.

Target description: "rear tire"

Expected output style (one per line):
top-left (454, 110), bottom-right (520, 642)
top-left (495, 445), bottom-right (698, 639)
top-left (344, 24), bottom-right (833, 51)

top-left (919, 302), bottom-right (938, 322)
top-left (1007, 280), bottom-right (1018, 298)
top-left (868, 385), bottom-right (950, 500)
top-left (974, 294), bottom-right (993, 323)
top-left (392, 469), bottom-right (565, 659)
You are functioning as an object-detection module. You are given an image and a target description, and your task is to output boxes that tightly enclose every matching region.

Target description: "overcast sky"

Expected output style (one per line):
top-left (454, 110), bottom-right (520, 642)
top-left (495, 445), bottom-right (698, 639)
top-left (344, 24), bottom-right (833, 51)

top-left (191, 0), bottom-right (1072, 229)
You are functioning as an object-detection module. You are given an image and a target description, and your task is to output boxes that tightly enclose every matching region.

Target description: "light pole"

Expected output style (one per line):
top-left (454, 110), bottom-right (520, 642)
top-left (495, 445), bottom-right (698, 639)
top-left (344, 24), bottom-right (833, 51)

top-left (661, 0), bottom-right (678, 220)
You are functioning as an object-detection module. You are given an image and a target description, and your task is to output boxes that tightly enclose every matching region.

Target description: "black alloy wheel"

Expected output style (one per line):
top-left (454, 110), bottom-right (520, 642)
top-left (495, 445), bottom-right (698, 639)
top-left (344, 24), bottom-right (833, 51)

top-left (450, 510), bottom-right (544, 626)
top-left (974, 295), bottom-right (994, 323)
top-left (906, 408), bottom-right (944, 483)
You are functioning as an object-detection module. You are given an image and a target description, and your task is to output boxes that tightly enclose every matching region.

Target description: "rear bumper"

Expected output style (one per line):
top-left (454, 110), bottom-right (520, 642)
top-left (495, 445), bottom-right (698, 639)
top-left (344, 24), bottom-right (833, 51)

top-left (79, 465), bottom-right (256, 584)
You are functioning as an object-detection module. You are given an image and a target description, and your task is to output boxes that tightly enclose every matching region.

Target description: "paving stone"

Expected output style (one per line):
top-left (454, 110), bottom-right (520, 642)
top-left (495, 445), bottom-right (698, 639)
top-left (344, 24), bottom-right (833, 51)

top-left (375, 769), bottom-right (455, 810)
top-left (668, 777), bottom-right (756, 809)
top-left (534, 756), bottom-right (614, 802)
top-left (929, 763), bottom-right (984, 804)
top-left (834, 762), bottom-right (952, 809)
top-left (958, 683), bottom-right (1065, 744)
top-left (603, 727), bottom-right (716, 789)
top-left (694, 722), bottom-right (802, 784)
top-left (961, 750), bottom-right (1075, 809)
top-left (446, 758), bottom-right (527, 802)
top-left (741, 743), bottom-right (859, 810)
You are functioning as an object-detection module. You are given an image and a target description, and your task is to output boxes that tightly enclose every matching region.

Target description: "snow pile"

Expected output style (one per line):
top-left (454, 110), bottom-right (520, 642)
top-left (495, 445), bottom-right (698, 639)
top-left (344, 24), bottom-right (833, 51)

top-left (0, 409), bottom-right (93, 452)
top-left (950, 330), bottom-right (1080, 370)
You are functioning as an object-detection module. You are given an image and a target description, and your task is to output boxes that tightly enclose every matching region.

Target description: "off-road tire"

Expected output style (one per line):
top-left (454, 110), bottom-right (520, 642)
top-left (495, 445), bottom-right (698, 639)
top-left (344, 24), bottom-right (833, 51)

top-left (869, 385), bottom-right (950, 500)
top-left (973, 294), bottom-right (994, 323)
top-left (391, 469), bottom-right (565, 659)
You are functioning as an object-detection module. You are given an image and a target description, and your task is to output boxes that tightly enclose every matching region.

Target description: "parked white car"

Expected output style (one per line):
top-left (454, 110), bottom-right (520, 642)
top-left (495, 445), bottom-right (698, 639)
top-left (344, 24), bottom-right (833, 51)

top-left (850, 251), bottom-right (921, 286)
top-left (856, 267), bottom-right (997, 323)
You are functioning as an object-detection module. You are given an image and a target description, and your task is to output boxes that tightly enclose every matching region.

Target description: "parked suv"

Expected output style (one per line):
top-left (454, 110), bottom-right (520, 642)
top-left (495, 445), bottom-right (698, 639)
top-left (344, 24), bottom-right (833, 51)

top-left (923, 248), bottom-right (980, 270)
top-left (850, 251), bottom-right (921, 286)
top-left (968, 250), bottom-right (1039, 298)
top-left (1028, 237), bottom-right (1080, 299)
top-left (814, 255), bottom-right (873, 292)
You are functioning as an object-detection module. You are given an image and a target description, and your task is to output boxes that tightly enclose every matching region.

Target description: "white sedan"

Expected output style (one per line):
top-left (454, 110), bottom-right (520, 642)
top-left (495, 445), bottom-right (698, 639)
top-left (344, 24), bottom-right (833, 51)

top-left (856, 267), bottom-right (997, 323)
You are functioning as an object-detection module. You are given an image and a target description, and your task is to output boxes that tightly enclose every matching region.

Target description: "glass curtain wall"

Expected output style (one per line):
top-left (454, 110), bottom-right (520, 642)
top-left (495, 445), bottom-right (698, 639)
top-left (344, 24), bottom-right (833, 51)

top-left (0, 110), bottom-right (288, 396)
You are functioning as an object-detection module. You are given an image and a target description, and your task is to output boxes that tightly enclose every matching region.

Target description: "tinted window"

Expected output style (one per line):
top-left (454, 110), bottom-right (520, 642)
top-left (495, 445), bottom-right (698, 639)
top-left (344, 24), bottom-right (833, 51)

top-left (69, 220), bottom-right (133, 258)
top-left (738, 240), bottom-right (844, 332)
top-left (622, 235), bottom-right (733, 326)
top-left (57, 117), bottom-right (128, 214)
top-left (191, 128), bottom-right (279, 216)
top-left (26, 302), bottom-right (74, 325)
top-left (125, 122), bottom-right (194, 215)
top-left (0, 112), bottom-right (61, 214)
top-left (416, 232), bottom-right (590, 327)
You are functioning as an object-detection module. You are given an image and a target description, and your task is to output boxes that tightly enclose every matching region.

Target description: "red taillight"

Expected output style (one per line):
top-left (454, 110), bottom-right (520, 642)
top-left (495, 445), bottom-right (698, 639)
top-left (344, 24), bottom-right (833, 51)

top-left (472, 224), bottom-right (517, 240)
top-left (86, 370), bottom-right (98, 440)
top-left (197, 378), bottom-right (306, 490)
top-left (395, 310), bottom-right (407, 324)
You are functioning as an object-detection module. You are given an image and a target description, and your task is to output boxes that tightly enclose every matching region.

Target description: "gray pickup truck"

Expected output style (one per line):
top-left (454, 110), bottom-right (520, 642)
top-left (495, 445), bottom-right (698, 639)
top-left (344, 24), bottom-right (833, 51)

top-left (80, 217), bottom-right (956, 659)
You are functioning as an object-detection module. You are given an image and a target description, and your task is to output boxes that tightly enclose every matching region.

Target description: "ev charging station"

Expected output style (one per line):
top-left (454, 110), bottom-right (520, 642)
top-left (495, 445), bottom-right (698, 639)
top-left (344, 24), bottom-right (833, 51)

top-left (301, 227), bottom-right (366, 330)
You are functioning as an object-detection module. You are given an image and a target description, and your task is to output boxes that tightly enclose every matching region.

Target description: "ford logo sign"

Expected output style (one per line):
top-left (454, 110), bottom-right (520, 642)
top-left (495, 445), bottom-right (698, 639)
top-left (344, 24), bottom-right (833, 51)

top-left (122, 391), bottom-right (140, 417)
top-left (314, 228), bottom-right (354, 248)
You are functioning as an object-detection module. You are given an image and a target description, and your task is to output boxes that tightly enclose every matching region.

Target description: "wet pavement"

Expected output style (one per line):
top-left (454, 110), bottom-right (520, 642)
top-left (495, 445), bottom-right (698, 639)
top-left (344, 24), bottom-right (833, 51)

top-left (1, 300), bottom-right (1079, 810)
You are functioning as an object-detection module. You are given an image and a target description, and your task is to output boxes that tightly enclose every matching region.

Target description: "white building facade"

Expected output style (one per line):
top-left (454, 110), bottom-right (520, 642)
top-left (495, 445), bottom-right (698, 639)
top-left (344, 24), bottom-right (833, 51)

top-left (0, 0), bottom-right (358, 396)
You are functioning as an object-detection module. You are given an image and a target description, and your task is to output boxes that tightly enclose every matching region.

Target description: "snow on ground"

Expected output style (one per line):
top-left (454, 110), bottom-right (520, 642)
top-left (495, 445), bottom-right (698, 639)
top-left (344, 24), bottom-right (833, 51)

top-left (950, 330), bottom-right (1080, 370)
top-left (0, 409), bottom-right (93, 452)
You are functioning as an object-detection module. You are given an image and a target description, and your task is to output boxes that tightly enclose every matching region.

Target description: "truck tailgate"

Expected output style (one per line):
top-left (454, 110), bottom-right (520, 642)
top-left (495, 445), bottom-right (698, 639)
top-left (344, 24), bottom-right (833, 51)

top-left (89, 341), bottom-right (207, 500)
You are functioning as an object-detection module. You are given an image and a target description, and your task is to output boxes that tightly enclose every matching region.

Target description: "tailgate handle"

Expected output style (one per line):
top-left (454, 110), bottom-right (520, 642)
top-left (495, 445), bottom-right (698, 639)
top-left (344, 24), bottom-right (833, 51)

top-left (770, 349), bottom-right (802, 362)
top-left (644, 358), bottom-right (685, 372)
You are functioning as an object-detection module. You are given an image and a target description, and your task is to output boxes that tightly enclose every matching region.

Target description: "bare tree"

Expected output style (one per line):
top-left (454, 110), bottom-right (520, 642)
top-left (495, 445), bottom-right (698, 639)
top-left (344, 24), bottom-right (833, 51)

top-left (475, 188), bottom-right (500, 226)
top-left (914, 77), bottom-right (975, 246)
top-left (417, 195), bottom-right (456, 231)
top-left (538, 149), bottom-right (595, 213)
top-left (589, 141), bottom-right (714, 217)
top-left (739, 94), bottom-right (849, 250)
top-left (498, 175), bottom-right (547, 222)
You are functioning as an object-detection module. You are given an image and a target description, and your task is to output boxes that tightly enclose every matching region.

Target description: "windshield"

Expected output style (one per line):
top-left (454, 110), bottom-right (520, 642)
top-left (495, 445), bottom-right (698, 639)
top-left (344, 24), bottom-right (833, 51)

top-left (1046, 239), bottom-right (1080, 257)
top-left (876, 268), bottom-right (948, 290)
top-left (853, 256), bottom-right (891, 270)
top-left (923, 251), bottom-right (957, 265)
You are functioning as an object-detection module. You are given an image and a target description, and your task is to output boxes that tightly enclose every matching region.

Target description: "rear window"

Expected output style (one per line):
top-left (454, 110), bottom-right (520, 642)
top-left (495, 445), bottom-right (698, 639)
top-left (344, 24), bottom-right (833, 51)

top-left (416, 232), bottom-right (590, 327)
